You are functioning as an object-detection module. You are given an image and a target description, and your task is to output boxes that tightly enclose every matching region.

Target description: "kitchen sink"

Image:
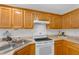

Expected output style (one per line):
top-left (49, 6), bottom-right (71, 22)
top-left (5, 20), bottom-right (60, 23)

top-left (0, 39), bottom-right (32, 54)
top-left (0, 44), bottom-right (10, 51)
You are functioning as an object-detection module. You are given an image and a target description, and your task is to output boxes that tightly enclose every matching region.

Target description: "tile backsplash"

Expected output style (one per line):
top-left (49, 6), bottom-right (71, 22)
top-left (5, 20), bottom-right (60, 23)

top-left (0, 29), bottom-right (79, 38)
top-left (61, 29), bottom-right (79, 36)
top-left (0, 29), bottom-right (33, 37)
top-left (0, 29), bottom-right (60, 37)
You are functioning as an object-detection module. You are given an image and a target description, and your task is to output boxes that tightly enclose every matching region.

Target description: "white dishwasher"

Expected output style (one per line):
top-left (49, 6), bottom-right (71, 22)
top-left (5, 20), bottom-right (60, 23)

top-left (35, 37), bottom-right (54, 55)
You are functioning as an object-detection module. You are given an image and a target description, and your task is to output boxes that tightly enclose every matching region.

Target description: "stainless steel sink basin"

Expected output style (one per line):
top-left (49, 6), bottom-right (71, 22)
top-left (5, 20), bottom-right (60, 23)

top-left (0, 39), bottom-right (32, 54)
top-left (0, 44), bottom-right (10, 51)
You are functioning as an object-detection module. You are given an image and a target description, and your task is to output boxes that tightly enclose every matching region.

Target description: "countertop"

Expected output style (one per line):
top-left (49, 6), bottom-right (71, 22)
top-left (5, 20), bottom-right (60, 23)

top-left (49, 35), bottom-right (79, 44)
top-left (0, 36), bottom-right (35, 55)
top-left (1, 35), bottom-right (79, 55)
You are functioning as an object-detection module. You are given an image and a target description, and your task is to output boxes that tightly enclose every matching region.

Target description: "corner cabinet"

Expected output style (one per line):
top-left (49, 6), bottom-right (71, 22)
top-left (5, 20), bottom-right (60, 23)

top-left (49, 15), bottom-right (62, 29)
top-left (0, 6), bottom-right (12, 28)
top-left (14, 43), bottom-right (35, 55)
top-left (55, 40), bottom-right (79, 55)
top-left (12, 8), bottom-right (24, 28)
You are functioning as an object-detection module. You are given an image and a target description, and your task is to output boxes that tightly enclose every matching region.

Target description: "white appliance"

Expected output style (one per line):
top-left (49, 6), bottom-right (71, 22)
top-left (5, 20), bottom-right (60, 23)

top-left (35, 38), bottom-right (54, 55)
top-left (33, 18), bottom-right (54, 55)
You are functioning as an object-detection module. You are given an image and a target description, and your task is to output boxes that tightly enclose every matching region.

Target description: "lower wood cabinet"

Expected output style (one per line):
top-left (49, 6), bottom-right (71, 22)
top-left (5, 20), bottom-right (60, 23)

top-left (14, 43), bottom-right (35, 55)
top-left (28, 44), bottom-right (35, 55)
top-left (14, 40), bottom-right (79, 55)
top-left (54, 40), bottom-right (63, 55)
top-left (55, 40), bottom-right (79, 55)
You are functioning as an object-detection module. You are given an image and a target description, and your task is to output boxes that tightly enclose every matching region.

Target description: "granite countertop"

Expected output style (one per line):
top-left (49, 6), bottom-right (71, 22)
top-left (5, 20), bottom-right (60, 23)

top-left (63, 36), bottom-right (79, 44)
top-left (1, 35), bottom-right (79, 55)
top-left (48, 35), bottom-right (79, 44)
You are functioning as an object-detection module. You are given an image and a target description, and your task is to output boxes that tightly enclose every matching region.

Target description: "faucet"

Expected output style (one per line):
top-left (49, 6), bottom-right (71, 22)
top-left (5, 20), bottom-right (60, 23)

top-left (3, 30), bottom-right (11, 36)
top-left (2, 30), bottom-right (12, 41)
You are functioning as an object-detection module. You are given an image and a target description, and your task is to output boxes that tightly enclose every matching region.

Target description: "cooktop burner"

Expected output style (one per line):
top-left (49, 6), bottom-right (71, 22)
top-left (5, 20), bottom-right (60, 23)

top-left (34, 37), bottom-right (52, 41)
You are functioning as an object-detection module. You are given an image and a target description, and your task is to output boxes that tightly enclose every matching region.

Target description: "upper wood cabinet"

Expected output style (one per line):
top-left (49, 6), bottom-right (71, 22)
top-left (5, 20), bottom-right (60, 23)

top-left (70, 9), bottom-right (79, 28)
top-left (44, 14), bottom-right (51, 29)
top-left (62, 14), bottom-right (71, 29)
top-left (62, 9), bottom-right (79, 29)
top-left (0, 5), bottom-right (63, 29)
top-left (49, 15), bottom-right (62, 29)
top-left (12, 8), bottom-right (24, 28)
top-left (24, 10), bottom-right (34, 29)
top-left (35, 12), bottom-right (45, 20)
top-left (0, 6), bottom-right (12, 28)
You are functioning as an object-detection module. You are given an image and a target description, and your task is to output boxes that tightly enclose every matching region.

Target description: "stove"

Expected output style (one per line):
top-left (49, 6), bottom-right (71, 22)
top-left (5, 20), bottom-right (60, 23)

top-left (33, 19), bottom-right (54, 55)
top-left (34, 37), bottom-right (52, 41)
top-left (34, 37), bottom-right (54, 55)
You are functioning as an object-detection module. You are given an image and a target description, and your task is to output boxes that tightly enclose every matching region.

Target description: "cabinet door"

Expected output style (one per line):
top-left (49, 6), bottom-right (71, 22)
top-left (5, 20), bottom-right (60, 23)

top-left (44, 14), bottom-right (51, 29)
top-left (70, 10), bottom-right (79, 28)
top-left (68, 46), bottom-right (79, 55)
top-left (35, 12), bottom-right (44, 20)
top-left (54, 45), bottom-right (63, 55)
top-left (62, 40), bottom-right (69, 55)
top-left (63, 46), bottom-right (70, 55)
top-left (63, 40), bottom-right (79, 55)
top-left (14, 43), bottom-right (35, 55)
top-left (0, 6), bottom-right (12, 28)
top-left (62, 14), bottom-right (71, 29)
top-left (54, 40), bottom-right (63, 55)
top-left (12, 8), bottom-right (23, 28)
top-left (49, 15), bottom-right (55, 29)
top-left (14, 45), bottom-right (30, 55)
top-left (49, 15), bottom-right (62, 29)
top-left (24, 10), bottom-right (34, 29)
top-left (54, 15), bottom-right (62, 29)
top-left (29, 44), bottom-right (35, 55)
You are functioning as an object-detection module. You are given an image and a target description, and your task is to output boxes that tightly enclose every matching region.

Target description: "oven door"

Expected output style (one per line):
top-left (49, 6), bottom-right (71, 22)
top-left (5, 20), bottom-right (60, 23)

top-left (35, 41), bottom-right (54, 55)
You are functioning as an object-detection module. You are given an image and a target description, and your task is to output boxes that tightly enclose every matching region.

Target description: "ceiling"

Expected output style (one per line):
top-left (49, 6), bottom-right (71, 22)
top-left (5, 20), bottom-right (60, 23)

top-left (8, 4), bottom-right (79, 15)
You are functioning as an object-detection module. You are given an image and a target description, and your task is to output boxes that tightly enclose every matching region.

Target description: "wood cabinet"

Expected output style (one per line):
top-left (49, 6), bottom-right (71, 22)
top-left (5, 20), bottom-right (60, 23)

top-left (14, 44), bottom-right (30, 55)
top-left (63, 40), bottom-right (79, 55)
top-left (0, 6), bottom-right (12, 28)
top-left (29, 44), bottom-right (35, 55)
top-left (69, 47), bottom-right (79, 55)
top-left (49, 15), bottom-right (62, 29)
top-left (53, 15), bottom-right (62, 29)
top-left (70, 9), bottom-right (79, 28)
top-left (62, 9), bottom-right (79, 29)
top-left (55, 40), bottom-right (79, 55)
top-left (24, 10), bottom-right (34, 29)
top-left (35, 12), bottom-right (45, 20)
top-left (0, 5), bottom-right (63, 29)
top-left (12, 8), bottom-right (24, 28)
top-left (54, 40), bottom-right (63, 55)
top-left (36, 12), bottom-right (62, 29)
top-left (14, 43), bottom-right (35, 55)
top-left (62, 14), bottom-right (71, 29)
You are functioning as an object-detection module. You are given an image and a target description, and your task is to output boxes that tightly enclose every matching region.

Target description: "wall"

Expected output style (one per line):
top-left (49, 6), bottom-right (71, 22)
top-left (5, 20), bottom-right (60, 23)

top-left (61, 29), bottom-right (79, 36)
top-left (0, 29), bottom-right (33, 38)
top-left (0, 29), bottom-right (79, 38)
top-left (0, 29), bottom-right (60, 38)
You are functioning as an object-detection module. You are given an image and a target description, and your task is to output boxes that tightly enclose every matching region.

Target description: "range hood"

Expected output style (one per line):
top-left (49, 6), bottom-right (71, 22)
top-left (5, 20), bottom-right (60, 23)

top-left (33, 17), bottom-right (49, 39)
top-left (34, 20), bottom-right (49, 24)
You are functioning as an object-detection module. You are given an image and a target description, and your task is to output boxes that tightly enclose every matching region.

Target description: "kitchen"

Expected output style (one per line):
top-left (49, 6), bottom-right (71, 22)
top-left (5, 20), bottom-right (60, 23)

top-left (0, 4), bottom-right (79, 55)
